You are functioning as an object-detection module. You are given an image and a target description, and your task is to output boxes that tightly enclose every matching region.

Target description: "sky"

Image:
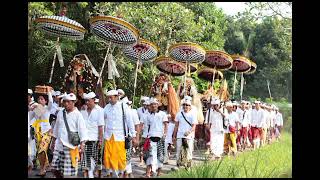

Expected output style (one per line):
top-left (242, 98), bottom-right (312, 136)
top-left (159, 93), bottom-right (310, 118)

top-left (214, 2), bottom-right (248, 16)
top-left (214, 2), bottom-right (292, 18)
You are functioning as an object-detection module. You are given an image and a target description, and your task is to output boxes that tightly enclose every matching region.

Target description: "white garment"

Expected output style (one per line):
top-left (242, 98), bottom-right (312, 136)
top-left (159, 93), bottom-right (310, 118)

top-left (251, 108), bottom-right (265, 128)
top-left (175, 110), bottom-right (197, 139)
top-left (265, 111), bottom-right (272, 128)
top-left (29, 91), bottom-right (54, 133)
top-left (165, 122), bottom-right (176, 144)
top-left (236, 108), bottom-right (244, 123)
top-left (206, 108), bottom-right (225, 157)
top-left (175, 138), bottom-right (194, 162)
top-left (146, 111), bottom-right (168, 138)
top-left (52, 108), bottom-right (88, 150)
top-left (146, 141), bottom-right (164, 173)
top-left (125, 162), bottom-right (133, 174)
top-left (210, 131), bottom-right (224, 157)
top-left (103, 101), bottom-right (136, 141)
top-left (242, 109), bottom-right (251, 127)
top-left (50, 102), bottom-right (59, 115)
top-left (137, 106), bottom-right (148, 123)
top-left (179, 105), bottom-right (197, 118)
top-left (270, 111), bottom-right (276, 127)
top-left (80, 105), bottom-right (104, 141)
top-left (130, 108), bottom-right (141, 125)
top-left (28, 112), bottom-right (31, 141)
top-left (141, 111), bottom-right (150, 138)
top-left (224, 111), bottom-right (239, 133)
top-left (275, 112), bottom-right (283, 126)
top-left (206, 108), bottom-right (225, 133)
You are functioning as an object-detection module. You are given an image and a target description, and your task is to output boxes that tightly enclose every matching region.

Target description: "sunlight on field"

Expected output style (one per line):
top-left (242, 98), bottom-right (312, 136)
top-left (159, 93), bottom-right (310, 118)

top-left (163, 132), bottom-right (292, 178)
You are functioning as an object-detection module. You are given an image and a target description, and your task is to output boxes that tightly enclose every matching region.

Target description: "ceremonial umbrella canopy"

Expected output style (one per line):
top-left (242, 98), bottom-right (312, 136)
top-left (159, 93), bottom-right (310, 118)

top-left (201, 50), bottom-right (233, 101)
top-left (245, 59), bottom-right (257, 75)
top-left (203, 50), bottom-right (233, 70)
top-left (154, 56), bottom-right (186, 76)
top-left (229, 55), bottom-right (252, 73)
top-left (169, 42), bottom-right (206, 95)
top-left (197, 67), bottom-right (224, 81)
top-left (123, 38), bottom-right (159, 105)
top-left (89, 15), bottom-right (140, 88)
top-left (35, 15), bottom-right (86, 83)
top-left (229, 54), bottom-right (252, 99)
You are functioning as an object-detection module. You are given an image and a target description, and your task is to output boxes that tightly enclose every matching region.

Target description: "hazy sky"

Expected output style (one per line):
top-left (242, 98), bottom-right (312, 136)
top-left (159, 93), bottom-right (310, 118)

top-left (214, 2), bottom-right (248, 16)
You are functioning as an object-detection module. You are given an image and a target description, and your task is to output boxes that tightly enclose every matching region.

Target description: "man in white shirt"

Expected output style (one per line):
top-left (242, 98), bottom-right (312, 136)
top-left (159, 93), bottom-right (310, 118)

top-left (173, 99), bottom-right (197, 168)
top-left (163, 114), bottom-right (175, 164)
top-left (223, 101), bottom-right (239, 156)
top-left (236, 101), bottom-right (251, 151)
top-left (103, 89), bottom-right (137, 178)
top-left (245, 102), bottom-right (253, 148)
top-left (145, 98), bottom-right (168, 177)
top-left (260, 103), bottom-right (269, 147)
top-left (123, 99), bottom-right (141, 178)
top-left (138, 98), bottom-right (151, 166)
top-left (51, 93), bottom-right (88, 178)
top-left (274, 107), bottom-right (283, 140)
top-left (80, 92), bottom-right (104, 178)
top-left (206, 99), bottom-right (225, 159)
top-left (250, 101), bottom-right (265, 149)
top-left (28, 89), bottom-right (37, 169)
top-left (268, 105), bottom-right (276, 142)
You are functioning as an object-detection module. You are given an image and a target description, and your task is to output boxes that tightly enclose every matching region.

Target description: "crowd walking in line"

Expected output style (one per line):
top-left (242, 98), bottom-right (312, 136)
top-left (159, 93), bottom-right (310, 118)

top-left (28, 86), bottom-right (284, 178)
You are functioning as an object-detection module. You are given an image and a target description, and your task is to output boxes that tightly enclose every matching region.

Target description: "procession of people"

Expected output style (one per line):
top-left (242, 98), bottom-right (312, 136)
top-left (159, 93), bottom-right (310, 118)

top-left (28, 84), bottom-right (284, 178)
top-left (28, 5), bottom-right (286, 177)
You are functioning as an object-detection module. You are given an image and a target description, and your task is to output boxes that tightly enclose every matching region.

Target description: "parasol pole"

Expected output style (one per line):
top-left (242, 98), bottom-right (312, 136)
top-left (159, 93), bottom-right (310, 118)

top-left (208, 66), bottom-right (217, 106)
top-left (232, 66), bottom-right (238, 99)
top-left (267, 79), bottom-right (272, 101)
top-left (97, 41), bottom-right (112, 86)
top-left (48, 37), bottom-right (60, 84)
top-left (184, 61), bottom-right (188, 96)
top-left (132, 52), bottom-right (142, 106)
top-left (240, 72), bottom-right (244, 101)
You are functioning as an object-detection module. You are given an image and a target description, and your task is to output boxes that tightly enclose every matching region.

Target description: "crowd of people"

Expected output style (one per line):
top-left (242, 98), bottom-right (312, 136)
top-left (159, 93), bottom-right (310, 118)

top-left (28, 87), bottom-right (284, 178)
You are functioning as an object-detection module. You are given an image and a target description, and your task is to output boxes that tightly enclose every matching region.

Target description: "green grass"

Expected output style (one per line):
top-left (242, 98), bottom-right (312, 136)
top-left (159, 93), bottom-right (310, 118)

top-left (162, 132), bottom-right (292, 178)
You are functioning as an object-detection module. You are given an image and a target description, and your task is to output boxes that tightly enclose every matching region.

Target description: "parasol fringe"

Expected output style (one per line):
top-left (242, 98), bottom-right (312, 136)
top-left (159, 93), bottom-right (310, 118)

top-left (48, 52), bottom-right (57, 84)
top-left (56, 43), bottom-right (64, 67)
top-left (97, 41), bottom-right (112, 85)
top-left (83, 54), bottom-right (99, 77)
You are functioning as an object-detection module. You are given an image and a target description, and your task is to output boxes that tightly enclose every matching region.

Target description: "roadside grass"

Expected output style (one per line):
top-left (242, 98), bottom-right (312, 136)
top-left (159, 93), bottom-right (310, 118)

top-left (162, 132), bottom-right (292, 178)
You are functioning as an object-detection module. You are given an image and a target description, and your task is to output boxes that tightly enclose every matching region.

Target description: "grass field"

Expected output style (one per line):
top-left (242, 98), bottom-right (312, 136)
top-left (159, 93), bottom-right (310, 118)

top-left (162, 132), bottom-right (292, 178)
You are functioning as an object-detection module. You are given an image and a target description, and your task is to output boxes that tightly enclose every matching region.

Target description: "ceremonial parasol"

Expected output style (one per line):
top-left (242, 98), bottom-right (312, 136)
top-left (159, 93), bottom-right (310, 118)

top-left (169, 42), bottom-right (206, 95)
top-left (202, 50), bottom-right (233, 103)
top-left (154, 56), bottom-right (186, 76)
top-left (123, 38), bottom-right (159, 105)
top-left (197, 67), bottom-right (224, 81)
top-left (35, 10), bottom-right (86, 84)
top-left (229, 55), bottom-right (252, 99)
top-left (89, 15), bottom-right (139, 88)
top-left (244, 59), bottom-right (257, 75)
top-left (203, 50), bottom-right (233, 70)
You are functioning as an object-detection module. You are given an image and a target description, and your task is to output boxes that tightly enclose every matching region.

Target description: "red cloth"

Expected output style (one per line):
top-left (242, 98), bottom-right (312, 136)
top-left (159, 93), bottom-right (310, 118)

top-left (248, 127), bottom-right (253, 144)
top-left (237, 127), bottom-right (248, 144)
top-left (251, 127), bottom-right (260, 140)
top-left (229, 126), bottom-right (236, 133)
top-left (143, 138), bottom-right (151, 152)
top-left (241, 127), bottom-right (248, 139)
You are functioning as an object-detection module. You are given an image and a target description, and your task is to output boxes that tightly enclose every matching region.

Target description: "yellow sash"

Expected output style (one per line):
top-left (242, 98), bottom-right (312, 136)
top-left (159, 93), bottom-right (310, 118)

top-left (70, 147), bottom-right (79, 168)
top-left (32, 119), bottom-right (49, 143)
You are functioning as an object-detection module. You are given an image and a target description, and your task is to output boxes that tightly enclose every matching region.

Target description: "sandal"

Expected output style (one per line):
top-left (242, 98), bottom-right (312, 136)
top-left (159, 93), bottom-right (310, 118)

top-left (36, 169), bottom-right (47, 177)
